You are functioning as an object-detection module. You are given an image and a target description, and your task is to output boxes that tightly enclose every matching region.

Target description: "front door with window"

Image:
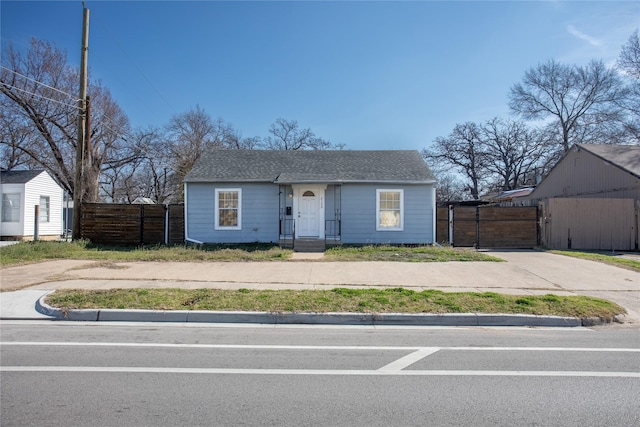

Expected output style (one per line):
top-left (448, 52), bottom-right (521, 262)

top-left (293, 185), bottom-right (326, 239)
top-left (298, 191), bottom-right (319, 237)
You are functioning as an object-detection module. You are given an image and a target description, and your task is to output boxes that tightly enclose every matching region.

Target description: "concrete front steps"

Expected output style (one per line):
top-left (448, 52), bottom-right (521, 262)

top-left (293, 239), bottom-right (326, 253)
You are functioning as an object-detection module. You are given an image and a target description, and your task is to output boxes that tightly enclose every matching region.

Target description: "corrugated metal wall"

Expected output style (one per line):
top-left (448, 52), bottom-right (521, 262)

top-left (540, 198), bottom-right (639, 250)
top-left (528, 147), bottom-right (640, 201)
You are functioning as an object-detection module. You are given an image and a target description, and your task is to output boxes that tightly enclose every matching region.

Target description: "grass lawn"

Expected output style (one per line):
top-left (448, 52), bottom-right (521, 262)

top-left (0, 240), bottom-right (500, 267)
top-left (324, 245), bottom-right (500, 262)
top-left (45, 287), bottom-right (626, 321)
top-left (551, 250), bottom-right (640, 272)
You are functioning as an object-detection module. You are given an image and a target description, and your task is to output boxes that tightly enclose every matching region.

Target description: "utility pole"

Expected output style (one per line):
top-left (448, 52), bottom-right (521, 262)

top-left (72, 4), bottom-right (89, 240)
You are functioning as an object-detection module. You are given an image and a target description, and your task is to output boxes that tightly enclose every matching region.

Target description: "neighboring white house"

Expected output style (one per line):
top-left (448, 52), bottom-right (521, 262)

top-left (0, 170), bottom-right (64, 240)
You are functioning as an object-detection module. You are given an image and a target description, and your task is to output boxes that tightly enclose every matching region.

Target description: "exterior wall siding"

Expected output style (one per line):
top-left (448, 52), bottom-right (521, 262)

top-left (1, 171), bottom-right (63, 239)
top-left (540, 198), bottom-right (638, 250)
top-left (25, 172), bottom-right (64, 237)
top-left (340, 183), bottom-right (434, 244)
top-left (527, 147), bottom-right (640, 201)
top-left (186, 182), bottom-right (280, 243)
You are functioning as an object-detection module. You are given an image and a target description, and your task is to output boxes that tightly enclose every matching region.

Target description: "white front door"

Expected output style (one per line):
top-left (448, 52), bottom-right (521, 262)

top-left (293, 185), bottom-right (326, 239)
top-left (298, 190), bottom-right (319, 237)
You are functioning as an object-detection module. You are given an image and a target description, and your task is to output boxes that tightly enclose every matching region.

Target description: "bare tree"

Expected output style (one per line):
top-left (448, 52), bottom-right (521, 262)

top-left (433, 172), bottom-right (469, 205)
top-left (165, 106), bottom-right (239, 184)
top-left (480, 117), bottom-right (546, 191)
top-left (618, 30), bottom-right (640, 79)
top-left (0, 105), bottom-right (39, 170)
top-left (422, 122), bottom-right (487, 200)
top-left (99, 127), bottom-right (170, 203)
top-left (261, 118), bottom-right (342, 150)
top-left (617, 30), bottom-right (640, 143)
top-left (0, 38), bottom-right (131, 201)
top-left (509, 59), bottom-right (627, 151)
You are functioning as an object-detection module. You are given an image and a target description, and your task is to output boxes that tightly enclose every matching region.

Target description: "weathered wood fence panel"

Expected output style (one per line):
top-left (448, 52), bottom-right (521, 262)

top-left (436, 207), bottom-right (449, 243)
top-left (452, 207), bottom-right (478, 247)
top-left (81, 203), bottom-right (184, 245)
top-left (540, 198), bottom-right (638, 250)
top-left (167, 204), bottom-right (185, 245)
top-left (140, 205), bottom-right (166, 245)
top-left (436, 205), bottom-right (539, 248)
top-left (478, 206), bottom-right (538, 248)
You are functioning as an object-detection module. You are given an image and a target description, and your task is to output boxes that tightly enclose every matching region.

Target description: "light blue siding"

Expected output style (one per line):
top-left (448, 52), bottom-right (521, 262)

top-left (186, 183), bottom-right (280, 243)
top-left (186, 182), bottom-right (434, 244)
top-left (341, 184), bottom-right (433, 244)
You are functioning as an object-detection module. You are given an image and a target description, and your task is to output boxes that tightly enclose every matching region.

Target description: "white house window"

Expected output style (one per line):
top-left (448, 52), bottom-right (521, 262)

top-left (215, 188), bottom-right (241, 230)
top-left (2, 193), bottom-right (20, 223)
top-left (376, 189), bottom-right (403, 231)
top-left (39, 196), bottom-right (50, 223)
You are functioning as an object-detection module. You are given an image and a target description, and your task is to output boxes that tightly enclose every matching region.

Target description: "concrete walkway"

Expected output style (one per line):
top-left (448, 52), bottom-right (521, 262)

top-left (1, 250), bottom-right (638, 325)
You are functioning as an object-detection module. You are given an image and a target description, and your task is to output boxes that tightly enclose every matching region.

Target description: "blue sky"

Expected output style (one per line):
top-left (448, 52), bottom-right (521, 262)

top-left (2, 1), bottom-right (639, 151)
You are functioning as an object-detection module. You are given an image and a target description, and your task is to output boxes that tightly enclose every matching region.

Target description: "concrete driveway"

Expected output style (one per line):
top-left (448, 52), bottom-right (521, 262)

top-left (1, 250), bottom-right (638, 323)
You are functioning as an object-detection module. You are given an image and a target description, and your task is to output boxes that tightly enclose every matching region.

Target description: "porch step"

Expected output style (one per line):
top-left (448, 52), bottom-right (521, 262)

top-left (294, 239), bottom-right (326, 253)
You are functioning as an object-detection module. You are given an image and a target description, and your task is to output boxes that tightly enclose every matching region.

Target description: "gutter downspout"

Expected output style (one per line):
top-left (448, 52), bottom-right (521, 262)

top-left (432, 185), bottom-right (436, 245)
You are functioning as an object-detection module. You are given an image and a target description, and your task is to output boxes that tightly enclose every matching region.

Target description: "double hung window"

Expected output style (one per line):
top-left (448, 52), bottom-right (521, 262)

top-left (39, 196), bottom-right (50, 223)
top-left (2, 193), bottom-right (20, 223)
top-left (215, 188), bottom-right (241, 230)
top-left (376, 189), bottom-right (403, 231)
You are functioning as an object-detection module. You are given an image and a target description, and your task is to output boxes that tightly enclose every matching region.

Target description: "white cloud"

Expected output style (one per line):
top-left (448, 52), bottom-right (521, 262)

top-left (567, 24), bottom-right (604, 47)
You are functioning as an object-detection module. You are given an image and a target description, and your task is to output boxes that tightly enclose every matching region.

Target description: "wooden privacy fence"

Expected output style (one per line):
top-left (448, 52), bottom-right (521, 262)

top-left (80, 203), bottom-right (184, 245)
top-left (436, 205), bottom-right (538, 249)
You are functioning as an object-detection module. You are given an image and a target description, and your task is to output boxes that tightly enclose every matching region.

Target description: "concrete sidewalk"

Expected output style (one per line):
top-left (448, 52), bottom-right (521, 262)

top-left (1, 250), bottom-right (638, 325)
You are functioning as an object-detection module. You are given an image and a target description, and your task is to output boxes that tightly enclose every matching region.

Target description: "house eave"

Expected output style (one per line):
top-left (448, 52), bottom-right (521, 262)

top-left (186, 179), bottom-right (436, 185)
top-left (184, 178), bottom-right (274, 184)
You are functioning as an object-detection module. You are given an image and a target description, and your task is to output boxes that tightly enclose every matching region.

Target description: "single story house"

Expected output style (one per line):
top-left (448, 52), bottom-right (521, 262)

top-left (521, 143), bottom-right (640, 250)
top-left (1, 169), bottom-right (64, 240)
top-left (183, 150), bottom-right (436, 250)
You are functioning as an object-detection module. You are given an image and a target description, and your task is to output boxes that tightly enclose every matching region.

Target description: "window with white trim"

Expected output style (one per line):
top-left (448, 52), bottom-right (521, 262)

top-left (376, 189), bottom-right (403, 231)
top-left (215, 188), bottom-right (241, 230)
top-left (39, 196), bottom-right (50, 223)
top-left (2, 193), bottom-right (20, 222)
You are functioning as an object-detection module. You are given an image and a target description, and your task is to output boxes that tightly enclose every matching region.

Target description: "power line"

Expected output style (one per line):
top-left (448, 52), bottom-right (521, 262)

top-left (0, 66), bottom-right (77, 100)
top-left (0, 82), bottom-right (81, 110)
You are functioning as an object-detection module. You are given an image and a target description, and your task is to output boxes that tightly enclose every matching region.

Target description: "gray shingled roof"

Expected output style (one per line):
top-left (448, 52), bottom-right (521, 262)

top-left (184, 150), bottom-right (436, 184)
top-left (578, 144), bottom-right (640, 178)
top-left (0, 169), bottom-right (45, 184)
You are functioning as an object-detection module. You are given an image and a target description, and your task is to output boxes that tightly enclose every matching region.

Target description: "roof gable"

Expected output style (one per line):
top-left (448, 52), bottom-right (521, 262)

top-left (184, 150), bottom-right (436, 184)
top-left (0, 169), bottom-right (46, 184)
top-left (577, 144), bottom-right (640, 178)
top-left (526, 143), bottom-right (640, 200)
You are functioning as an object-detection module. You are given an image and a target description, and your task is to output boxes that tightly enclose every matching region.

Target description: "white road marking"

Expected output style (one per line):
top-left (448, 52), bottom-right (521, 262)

top-left (378, 348), bottom-right (440, 371)
top-left (2, 342), bottom-right (638, 352)
top-left (1, 366), bottom-right (638, 378)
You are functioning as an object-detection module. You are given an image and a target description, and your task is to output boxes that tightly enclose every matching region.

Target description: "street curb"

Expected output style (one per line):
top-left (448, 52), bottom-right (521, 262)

top-left (36, 296), bottom-right (584, 327)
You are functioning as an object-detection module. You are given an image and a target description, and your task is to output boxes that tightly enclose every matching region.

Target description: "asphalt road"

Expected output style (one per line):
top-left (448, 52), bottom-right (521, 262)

top-left (1, 321), bottom-right (639, 426)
